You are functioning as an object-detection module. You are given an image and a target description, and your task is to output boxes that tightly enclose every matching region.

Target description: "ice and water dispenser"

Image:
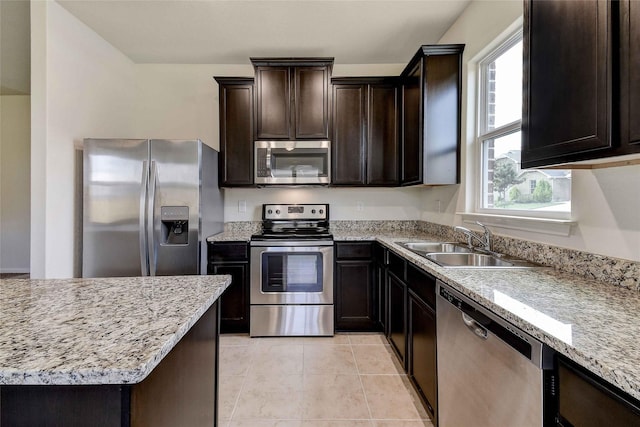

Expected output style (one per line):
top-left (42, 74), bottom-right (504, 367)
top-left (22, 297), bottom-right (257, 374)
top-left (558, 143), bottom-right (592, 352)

top-left (160, 206), bottom-right (189, 245)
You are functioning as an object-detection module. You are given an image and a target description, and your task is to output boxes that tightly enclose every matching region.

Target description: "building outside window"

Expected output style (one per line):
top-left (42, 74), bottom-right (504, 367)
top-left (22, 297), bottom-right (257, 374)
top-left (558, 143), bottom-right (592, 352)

top-left (477, 31), bottom-right (571, 216)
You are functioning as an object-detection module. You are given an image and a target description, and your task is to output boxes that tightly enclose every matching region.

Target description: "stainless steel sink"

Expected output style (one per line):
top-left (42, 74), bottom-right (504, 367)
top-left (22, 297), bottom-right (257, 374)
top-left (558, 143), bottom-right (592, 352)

top-left (426, 252), bottom-right (541, 269)
top-left (397, 242), bottom-right (472, 254)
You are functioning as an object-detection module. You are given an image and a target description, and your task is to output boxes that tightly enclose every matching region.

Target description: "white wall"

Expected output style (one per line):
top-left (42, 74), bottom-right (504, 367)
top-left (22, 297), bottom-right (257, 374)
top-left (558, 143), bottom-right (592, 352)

top-left (430, 0), bottom-right (640, 261)
top-left (30, 1), bottom-right (136, 278)
top-left (0, 95), bottom-right (30, 272)
top-left (223, 187), bottom-right (424, 222)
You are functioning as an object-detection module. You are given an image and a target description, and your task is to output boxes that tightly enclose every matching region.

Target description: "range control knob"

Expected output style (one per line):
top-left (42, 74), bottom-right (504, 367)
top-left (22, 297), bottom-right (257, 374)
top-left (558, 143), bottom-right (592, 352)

top-left (319, 209), bottom-right (324, 214)
top-left (267, 209), bottom-right (273, 214)
top-left (276, 210), bottom-right (281, 215)
top-left (311, 209), bottom-right (316, 214)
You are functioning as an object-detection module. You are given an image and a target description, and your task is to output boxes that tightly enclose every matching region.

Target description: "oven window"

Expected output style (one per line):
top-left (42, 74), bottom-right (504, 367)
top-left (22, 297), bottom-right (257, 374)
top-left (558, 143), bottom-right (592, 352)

top-left (262, 252), bottom-right (323, 292)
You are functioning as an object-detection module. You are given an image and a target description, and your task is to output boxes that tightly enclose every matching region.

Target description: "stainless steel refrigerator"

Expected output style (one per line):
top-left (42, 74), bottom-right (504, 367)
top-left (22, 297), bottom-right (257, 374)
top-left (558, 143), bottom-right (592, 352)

top-left (82, 139), bottom-right (223, 278)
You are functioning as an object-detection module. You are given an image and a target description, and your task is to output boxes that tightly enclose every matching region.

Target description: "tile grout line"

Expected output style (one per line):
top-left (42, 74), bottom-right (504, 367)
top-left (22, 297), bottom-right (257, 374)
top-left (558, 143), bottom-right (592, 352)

top-left (225, 342), bottom-right (255, 425)
top-left (349, 335), bottom-right (376, 425)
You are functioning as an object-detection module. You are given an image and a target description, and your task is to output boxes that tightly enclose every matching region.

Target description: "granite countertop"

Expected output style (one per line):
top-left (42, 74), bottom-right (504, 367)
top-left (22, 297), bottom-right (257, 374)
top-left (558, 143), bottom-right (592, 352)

top-left (205, 226), bottom-right (640, 399)
top-left (0, 275), bottom-right (231, 386)
top-left (374, 235), bottom-right (640, 401)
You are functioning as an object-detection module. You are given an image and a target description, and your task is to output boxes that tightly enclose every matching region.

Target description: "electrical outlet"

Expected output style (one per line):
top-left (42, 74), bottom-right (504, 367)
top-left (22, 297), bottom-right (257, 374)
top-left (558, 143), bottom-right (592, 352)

top-left (356, 201), bottom-right (364, 211)
top-left (238, 200), bottom-right (247, 213)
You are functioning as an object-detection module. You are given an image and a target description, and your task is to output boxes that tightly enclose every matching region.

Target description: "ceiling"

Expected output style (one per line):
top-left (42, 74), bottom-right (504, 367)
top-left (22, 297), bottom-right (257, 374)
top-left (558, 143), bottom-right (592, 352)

top-left (56, 0), bottom-right (472, 65)
top-left (1, 0), bottom-right (473, 95)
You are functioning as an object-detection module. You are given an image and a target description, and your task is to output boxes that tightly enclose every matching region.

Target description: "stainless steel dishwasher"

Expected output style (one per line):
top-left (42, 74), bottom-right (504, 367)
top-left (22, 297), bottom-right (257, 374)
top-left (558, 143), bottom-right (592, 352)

top-left (436, 280), bottom-right (555, 427)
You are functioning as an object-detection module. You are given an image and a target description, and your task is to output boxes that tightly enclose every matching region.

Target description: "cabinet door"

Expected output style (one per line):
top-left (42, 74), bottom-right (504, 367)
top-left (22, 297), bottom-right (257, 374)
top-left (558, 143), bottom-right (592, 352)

top-left (217, 79), bottom-right (254, 186)
top-left (557, 356), bottom-right (640, 426)
top-left (212, 263), bottom-right (249, 333)
top-left (401, 63), bottom-right (422, 185)
top-left (376, 263), bottom-right (387, 333)
top-left (332, 84), bottom-right (366, 185)
top-left (522, 0), bottom-right (612, 168)
top-left (335, 260), bottom-right (376, 331)
top-left (368, 84), bottom-right (400, 186)
top-left (255, 66), bottom-right (291, 139)
top-left (423, 54), bottom-right (461, 185)
top-left (408, 290), bottom-right (437, 420)
top-left (620, 0), bottom-right (640, 151)
top-left (295, 66), bottom-right (330, 139)
top-left (387, 273), bottom-right (407, 367)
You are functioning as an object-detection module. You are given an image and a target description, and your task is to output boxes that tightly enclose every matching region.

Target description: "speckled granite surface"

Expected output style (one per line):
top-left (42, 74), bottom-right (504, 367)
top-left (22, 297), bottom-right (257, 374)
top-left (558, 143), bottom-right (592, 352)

top-left (205, 220), bottom-right (640, 398)
top-left (0, 275), bottom-right (231, 385)
top-left (377, 236), bottom-right (640, 401)
top-left (207, 221), bottom-right (261, 242)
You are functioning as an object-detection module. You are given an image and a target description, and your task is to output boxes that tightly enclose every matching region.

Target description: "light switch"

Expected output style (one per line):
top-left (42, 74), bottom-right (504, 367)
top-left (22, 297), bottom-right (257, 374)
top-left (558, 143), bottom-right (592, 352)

top-left (238, 200), bottom-right (247, 213)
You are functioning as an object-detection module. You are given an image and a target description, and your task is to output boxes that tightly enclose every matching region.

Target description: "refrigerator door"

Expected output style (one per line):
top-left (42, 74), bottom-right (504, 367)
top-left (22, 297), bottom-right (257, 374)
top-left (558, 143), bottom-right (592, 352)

top-left (83, 138), bottom-right (150, 277)
top-left (149, 139), bottom-right (201, 275)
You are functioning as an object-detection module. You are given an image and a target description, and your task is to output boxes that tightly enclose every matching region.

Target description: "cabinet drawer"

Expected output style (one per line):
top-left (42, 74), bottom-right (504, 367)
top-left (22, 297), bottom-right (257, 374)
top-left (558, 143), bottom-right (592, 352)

top-left (335, 241), bottom-right (373, 260)
top-left (388, 251), bottom-right (406, 280)
top-left (208, 242), bottom-right (249, 262)
top-left (406, 263), bottom-right (436, 309)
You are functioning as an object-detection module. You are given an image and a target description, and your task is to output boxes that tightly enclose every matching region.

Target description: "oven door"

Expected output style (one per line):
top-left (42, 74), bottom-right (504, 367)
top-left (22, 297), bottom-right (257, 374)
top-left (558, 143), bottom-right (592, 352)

top-left (250, 243), bottom-right (334, 305)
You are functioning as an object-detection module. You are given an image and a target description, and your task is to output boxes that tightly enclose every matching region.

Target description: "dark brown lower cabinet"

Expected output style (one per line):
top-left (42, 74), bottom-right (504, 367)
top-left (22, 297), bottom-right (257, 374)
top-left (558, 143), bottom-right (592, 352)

top-left (208, 241), bottom-right (250, 333)
top-left (210, 263), bottom-right (249, 333)
top-left (385, 251), bottom-right (438, 424)
top-left (373, 242), bottom-right (389, 333)
top-left (387, 272), bottom-right (407, 367)
top-left (408, 289), bottom-right (437, 421)
top-left (557, 356), bottom-right (640, 426)
top-left (0, 302), bottom-right (219, 427)
top-left (334, 241), bottom-right (378, 332)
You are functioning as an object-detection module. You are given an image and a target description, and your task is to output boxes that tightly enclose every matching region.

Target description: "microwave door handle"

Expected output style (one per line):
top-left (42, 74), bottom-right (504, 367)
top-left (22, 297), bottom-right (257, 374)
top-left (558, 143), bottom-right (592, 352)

top-left (266, 148), bottom-right (272, 177)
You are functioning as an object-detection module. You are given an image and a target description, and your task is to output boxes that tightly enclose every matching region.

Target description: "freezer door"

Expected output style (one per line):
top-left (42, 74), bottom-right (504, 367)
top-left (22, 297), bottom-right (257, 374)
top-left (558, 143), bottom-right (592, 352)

top-left (83, 138), bottom-right (150, 277)
top-left (149, 139), bottom-right (201, 275)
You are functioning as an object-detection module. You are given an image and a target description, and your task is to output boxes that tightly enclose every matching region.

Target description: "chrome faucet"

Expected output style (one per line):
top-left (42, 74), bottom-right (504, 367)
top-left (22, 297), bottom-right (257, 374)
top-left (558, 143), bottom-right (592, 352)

top-left (454, 222), bottom-right (493, 252)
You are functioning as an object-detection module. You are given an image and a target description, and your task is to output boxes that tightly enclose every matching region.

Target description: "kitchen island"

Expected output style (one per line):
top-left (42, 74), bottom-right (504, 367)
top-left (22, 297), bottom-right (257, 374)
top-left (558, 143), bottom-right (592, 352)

top-left (0, 275), bottom-right (231, 426)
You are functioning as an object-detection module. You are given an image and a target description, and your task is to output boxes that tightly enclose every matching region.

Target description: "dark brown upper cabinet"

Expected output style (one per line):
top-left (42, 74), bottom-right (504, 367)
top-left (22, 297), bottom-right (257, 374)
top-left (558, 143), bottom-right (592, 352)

top-left (399, 45), bottom-right (464, 186)
top-left (214, 77), bottom-right (255, 187)
top-left (251, 58), bottom-right (333, 140)
top-left (522, 0), bottom-right (640, 169)
top-left (620, 0), bottom-right (640, 152)
top-left (331, 77), bottom-right (400, 186)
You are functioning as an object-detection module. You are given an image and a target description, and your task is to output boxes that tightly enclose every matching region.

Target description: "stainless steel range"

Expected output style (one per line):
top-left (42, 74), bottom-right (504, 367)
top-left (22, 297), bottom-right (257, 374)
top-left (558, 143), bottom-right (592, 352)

top-left (250, 204), bottom-right (334, 337)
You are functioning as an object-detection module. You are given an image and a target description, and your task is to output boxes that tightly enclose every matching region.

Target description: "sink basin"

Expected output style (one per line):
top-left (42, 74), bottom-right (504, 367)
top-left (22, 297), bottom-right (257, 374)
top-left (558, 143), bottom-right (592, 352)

top-left (398, 242), bottom-right (472, 254)
top-left (426, 252), bottom-right (540, 268)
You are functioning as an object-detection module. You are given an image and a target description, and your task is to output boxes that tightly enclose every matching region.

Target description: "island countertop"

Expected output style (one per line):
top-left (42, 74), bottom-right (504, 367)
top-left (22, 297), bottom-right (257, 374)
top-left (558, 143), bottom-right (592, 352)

top-left (0, 275), bottom-right (231, 386)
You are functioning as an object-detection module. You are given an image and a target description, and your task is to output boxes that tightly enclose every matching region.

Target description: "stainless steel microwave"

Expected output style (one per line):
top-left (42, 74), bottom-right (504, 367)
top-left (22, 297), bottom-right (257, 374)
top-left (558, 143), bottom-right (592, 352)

top-left (255, 140), bottom-right (331, 185)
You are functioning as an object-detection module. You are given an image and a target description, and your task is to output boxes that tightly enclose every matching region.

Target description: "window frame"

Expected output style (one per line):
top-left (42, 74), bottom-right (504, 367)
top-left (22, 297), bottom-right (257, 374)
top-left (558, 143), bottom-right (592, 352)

top-left (474, 29), bottom-right (572, 221)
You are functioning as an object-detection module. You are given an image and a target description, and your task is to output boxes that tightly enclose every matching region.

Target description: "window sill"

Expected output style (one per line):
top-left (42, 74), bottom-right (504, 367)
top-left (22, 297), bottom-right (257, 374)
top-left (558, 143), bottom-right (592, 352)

top-left (457, 212), bottom-right (576, 237)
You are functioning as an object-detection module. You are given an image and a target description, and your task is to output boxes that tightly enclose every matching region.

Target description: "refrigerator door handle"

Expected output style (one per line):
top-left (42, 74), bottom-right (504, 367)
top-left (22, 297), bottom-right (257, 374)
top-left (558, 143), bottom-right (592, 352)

top-left (147, 160), bottom-right (158, 276)
top-left (139, 160), bottom-right (150, 275)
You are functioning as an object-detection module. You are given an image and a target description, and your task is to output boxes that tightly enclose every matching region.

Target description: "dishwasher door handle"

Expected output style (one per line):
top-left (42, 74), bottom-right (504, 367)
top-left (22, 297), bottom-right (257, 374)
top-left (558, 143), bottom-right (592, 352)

top-left (462, 313), bottom-right (488, 339)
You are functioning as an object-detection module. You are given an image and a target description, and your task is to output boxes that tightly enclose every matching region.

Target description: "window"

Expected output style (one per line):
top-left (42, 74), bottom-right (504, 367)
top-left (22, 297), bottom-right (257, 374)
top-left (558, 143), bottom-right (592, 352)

top-left (477, 31), bottom-right (571, 216)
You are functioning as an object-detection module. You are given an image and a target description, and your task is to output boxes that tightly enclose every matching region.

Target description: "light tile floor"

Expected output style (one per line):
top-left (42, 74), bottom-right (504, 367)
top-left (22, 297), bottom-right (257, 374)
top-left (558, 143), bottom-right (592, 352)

top-left (218, 333), bottom-right (434, 427)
